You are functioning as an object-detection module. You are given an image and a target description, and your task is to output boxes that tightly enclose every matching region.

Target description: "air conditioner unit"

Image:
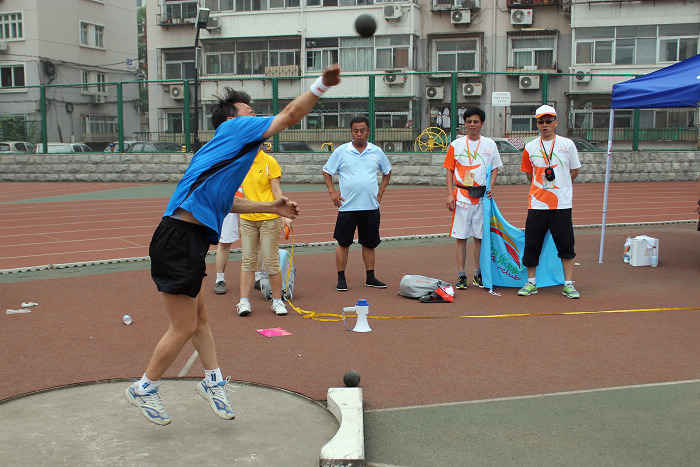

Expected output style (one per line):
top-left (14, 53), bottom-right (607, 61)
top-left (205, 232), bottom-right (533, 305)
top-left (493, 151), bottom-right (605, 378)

top-left (425, 86), bottom-right (444, 100)
top-left (572, 68), bottom-right (592, 83)
top-left (460, 0), bottom-right (481, 9)
top-left (451, 10), bottom-right (471, 24)
top-left (0, 41), bottom-right (8, 53)
top-left (462, 82), bottom-right (482, 96)
top-left (384, 5), bottom-right (402, 20)
top-left (170, 84), bottom-right (185, 99)
top-left (383, 73), bottom-right (406, 85)
top-left (92, 94), bottom-right (105, 104)
top-left (519, 75), bottom-right (540, 90)
top-left (510, 9), bottom-right (533, 25)
top-left (432, 0), bottom-right (453, 11)
top-left (383, 142), bottom-right (403, 152)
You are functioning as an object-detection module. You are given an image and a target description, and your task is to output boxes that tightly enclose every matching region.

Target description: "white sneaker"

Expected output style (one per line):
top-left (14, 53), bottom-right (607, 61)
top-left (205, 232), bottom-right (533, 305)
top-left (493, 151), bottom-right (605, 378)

top-left (196, 378), bottom-right (235, 420)
top-left (125, 383), bottom-right (171, 426)
top-left (236, 301), bottom-right (251, 316)
top-left (271, 301), bottom-right (287, 316)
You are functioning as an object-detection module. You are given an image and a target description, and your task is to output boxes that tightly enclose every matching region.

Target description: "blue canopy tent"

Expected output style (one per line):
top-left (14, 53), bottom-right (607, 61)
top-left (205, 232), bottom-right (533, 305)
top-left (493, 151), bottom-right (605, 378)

top-left (599, 54), bottom-right (700, 262)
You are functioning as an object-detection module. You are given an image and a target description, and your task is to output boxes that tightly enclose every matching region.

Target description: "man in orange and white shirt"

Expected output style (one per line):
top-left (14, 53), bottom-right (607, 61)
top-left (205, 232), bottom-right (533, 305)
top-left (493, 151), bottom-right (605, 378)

top-left (519, 105), bottom-right (582, 299)
top-left (443, 107), bottom-right (502, 290)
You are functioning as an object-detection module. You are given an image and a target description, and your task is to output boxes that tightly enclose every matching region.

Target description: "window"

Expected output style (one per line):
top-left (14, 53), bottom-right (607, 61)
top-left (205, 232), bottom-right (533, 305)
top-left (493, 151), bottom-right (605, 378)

top-left (164, 0), bottom-right (198, 20)
top-left (0, 12), bottom-right (23, 40)
top-left (163, 50), bottom-right (195, 79)
top-left (509, 36), bottom-right (556, 70)
top-left (95, 25), bottom-right (104, 48)
top-left (306, 38), bottom-right (339, 72)
top-left (508, 104), bottom-right (541, 133)
top-left (80, 22), bottom-right (89, 45)
top-left (0, 64), bottom-right (25, 88)
top-left (80, 71), bottom-right (108, 95)
top-left (81, 71), bottom-right (90, 92)
top-left (435, 39), bottom-right (478, 72)
top-left (80, 22), bottom-right (105, 48)
top-left (203, 39), bottom-right (300, 75)
top-left (81, 115), bottom-right (118, 138)
top-left (658, 24), bottom-right (700, 63)
top-left (376, 36), bottom-right (410, 70)
top-left (575, 24), bottom-right (699, 66)
top-left (339, 37), bottom-right (374, 72)
top-left (96, 73), bottom-right (107, 94)
top-left (375, 100), bottom-right (410, 129)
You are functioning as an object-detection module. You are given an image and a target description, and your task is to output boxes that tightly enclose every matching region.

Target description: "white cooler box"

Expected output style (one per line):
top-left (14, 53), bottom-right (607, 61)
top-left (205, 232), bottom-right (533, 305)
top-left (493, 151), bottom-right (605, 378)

top-left (629, 236), bottom-right (659, 267)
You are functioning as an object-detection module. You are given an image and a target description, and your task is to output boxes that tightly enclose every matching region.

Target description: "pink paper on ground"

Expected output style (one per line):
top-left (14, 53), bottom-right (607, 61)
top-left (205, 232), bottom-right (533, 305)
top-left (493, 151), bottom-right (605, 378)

top-left (257, 327), bottom-right (292, 337)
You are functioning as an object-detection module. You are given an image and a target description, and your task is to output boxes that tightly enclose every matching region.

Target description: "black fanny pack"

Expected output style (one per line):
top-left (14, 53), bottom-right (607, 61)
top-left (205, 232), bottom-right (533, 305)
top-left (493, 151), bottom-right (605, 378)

top-left (455, 183), bottom-right (486, 198)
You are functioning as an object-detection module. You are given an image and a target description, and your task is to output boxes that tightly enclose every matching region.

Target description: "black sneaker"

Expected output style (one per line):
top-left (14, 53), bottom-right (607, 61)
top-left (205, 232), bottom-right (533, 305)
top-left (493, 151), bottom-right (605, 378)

top-left (472, 274), bottom-right (484, 288)
top-left (456, 275), bottom-right (468, 290)
top-left (365, 277), bottom-right (387, 288)
top-left (336, 278), bottom-right (348, 291)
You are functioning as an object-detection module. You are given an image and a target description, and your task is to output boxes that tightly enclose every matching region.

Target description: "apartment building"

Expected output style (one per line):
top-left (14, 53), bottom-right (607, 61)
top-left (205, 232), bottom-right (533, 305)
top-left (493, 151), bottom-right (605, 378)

top-left (568, 0), bottom-right (699, 145)
top-left (145, 0), bottom-right (697, 150)
top-left (0, 0), bottom-right (139, 147)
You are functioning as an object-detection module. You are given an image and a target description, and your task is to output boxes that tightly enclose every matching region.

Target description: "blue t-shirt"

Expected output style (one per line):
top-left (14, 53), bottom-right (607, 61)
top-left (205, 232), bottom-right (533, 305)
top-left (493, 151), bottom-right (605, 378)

top-left (164, 116), bottom-right (274, 243)
top-left (322, 142), bottom-right (392, 212)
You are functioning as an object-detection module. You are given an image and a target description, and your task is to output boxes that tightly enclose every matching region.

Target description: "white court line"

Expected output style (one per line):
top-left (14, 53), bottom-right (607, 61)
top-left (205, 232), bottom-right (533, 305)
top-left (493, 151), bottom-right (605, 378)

top-left (178, 350), bottom-right (199, 377)
top-left (366, 379), bottom-right (700, 413)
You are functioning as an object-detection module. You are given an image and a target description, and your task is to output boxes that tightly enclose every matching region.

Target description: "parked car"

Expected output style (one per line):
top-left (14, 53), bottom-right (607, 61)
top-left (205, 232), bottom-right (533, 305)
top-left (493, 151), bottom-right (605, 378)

top-left (0, 141), bottom-right (36, 153)
top-left (35, 142), bottom-right (92, 153)
top-left (125, 141), bottom-right (184, 153)
top-left (491, 138), bottom-right (521, 153)
top-left (569, 138), bottom-right (601, 151)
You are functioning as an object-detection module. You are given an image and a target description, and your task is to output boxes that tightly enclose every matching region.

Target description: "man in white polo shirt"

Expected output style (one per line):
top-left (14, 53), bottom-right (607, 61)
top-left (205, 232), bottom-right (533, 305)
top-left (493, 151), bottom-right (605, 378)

top-left (322, 117), bottom-right (392, 291)
top-left (519, 105), bottom-right (582, 299)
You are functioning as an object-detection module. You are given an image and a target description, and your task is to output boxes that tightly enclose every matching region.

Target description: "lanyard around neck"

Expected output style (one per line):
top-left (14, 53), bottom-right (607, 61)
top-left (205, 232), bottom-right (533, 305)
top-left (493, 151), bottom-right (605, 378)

top-left (540, 136), bottom-right (556, 166)
top-left (465, 136), bottom-right (480, 162)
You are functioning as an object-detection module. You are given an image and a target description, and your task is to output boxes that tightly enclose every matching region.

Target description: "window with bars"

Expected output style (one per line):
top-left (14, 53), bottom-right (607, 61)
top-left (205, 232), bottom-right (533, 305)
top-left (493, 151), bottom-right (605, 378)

top-left (81, 114), bottom-right (118, 137)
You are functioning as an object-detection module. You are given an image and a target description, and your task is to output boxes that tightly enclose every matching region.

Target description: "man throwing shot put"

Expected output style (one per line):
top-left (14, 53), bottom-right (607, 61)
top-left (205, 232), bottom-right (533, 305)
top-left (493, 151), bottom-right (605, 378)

top-left (125, 64), bottom-right (341, 425)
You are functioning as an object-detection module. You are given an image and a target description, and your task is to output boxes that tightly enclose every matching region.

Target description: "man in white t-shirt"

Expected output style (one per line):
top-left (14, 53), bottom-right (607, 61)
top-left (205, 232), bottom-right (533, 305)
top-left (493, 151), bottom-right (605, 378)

top-left (519, 105), bottom-right (582, 299)
top-left (443, 107), bottom-right (503, 290)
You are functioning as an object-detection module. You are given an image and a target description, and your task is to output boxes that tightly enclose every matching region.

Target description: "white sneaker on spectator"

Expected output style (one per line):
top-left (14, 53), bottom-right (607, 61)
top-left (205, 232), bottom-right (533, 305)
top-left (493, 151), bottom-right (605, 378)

top-left (237, 301), bottom-right (251, 316)
top-left (271, 301), bottom-right (287, 316)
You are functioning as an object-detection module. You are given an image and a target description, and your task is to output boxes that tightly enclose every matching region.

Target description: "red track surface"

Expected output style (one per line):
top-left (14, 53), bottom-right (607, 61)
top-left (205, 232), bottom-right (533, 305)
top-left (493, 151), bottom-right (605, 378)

top-left (1, 181), bottom-right (697, 270)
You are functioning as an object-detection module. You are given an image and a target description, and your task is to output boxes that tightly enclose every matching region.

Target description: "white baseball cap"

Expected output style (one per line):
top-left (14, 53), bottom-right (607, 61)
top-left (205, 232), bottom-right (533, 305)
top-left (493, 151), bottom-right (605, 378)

top-left (535, 105), bottom-right (557, 118)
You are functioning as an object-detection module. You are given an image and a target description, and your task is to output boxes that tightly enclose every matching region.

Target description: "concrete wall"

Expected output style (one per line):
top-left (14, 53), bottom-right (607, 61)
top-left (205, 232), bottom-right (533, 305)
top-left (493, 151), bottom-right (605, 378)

top-left (1, 151), bottom-right (698, 185)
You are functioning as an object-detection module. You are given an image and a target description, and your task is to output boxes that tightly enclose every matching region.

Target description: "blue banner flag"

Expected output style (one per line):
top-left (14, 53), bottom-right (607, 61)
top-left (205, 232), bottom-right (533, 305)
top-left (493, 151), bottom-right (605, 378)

top-left (480, 166), bottom-right (564, 291)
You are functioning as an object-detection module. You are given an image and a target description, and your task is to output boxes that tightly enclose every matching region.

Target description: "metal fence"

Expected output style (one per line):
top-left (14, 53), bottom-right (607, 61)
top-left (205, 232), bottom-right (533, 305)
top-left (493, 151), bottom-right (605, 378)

top-left (2, 71), bottom-right (698, 153)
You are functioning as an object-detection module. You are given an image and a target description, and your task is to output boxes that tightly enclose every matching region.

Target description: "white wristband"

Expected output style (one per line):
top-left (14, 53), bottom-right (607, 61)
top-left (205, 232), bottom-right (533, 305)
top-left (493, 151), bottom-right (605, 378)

top-left (309, 76), bottom-right (329, 97)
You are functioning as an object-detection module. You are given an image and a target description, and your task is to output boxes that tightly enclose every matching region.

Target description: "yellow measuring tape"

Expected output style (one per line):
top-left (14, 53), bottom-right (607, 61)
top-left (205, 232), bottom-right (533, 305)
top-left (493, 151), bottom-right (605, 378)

top-left (282, 228), bottom-right (699, 322)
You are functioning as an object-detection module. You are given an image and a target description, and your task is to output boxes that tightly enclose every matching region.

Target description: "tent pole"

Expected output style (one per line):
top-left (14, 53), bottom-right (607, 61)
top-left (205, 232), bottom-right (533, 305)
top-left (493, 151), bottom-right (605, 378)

top-left (598, 109), bottom-right (615, 263)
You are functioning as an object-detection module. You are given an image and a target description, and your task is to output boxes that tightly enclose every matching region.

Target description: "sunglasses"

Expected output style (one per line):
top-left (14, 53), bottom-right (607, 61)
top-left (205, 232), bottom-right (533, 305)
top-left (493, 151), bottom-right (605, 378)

top-left (537, 118), bottom-right (555, 124)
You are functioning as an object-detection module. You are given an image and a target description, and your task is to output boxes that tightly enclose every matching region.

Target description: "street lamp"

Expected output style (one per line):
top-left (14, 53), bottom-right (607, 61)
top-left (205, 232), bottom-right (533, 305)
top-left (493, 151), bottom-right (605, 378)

top-left (192, 7), bottom-right (210, 152)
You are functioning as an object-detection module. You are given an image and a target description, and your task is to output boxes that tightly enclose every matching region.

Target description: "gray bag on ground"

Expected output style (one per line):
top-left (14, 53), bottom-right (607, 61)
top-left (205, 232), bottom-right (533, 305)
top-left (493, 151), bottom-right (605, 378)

top-left (260, 248), bottom-right (296, 301)
top-left (397, 275), bottom-right (452, 299)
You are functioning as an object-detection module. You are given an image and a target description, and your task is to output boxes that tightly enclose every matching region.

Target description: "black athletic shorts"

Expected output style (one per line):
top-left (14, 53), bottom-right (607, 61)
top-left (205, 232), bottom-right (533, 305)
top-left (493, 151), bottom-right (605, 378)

top-left (149, 217), bottom-right (210, 298)
top-left (522, 209), bottom-right (576, 268)
top-left (333, 209), bottom-right (381, 249)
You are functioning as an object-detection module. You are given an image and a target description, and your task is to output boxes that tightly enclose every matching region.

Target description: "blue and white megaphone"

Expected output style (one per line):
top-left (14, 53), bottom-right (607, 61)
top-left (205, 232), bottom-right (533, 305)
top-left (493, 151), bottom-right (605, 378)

top-left (342, 299), bottom-right (371, 333)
